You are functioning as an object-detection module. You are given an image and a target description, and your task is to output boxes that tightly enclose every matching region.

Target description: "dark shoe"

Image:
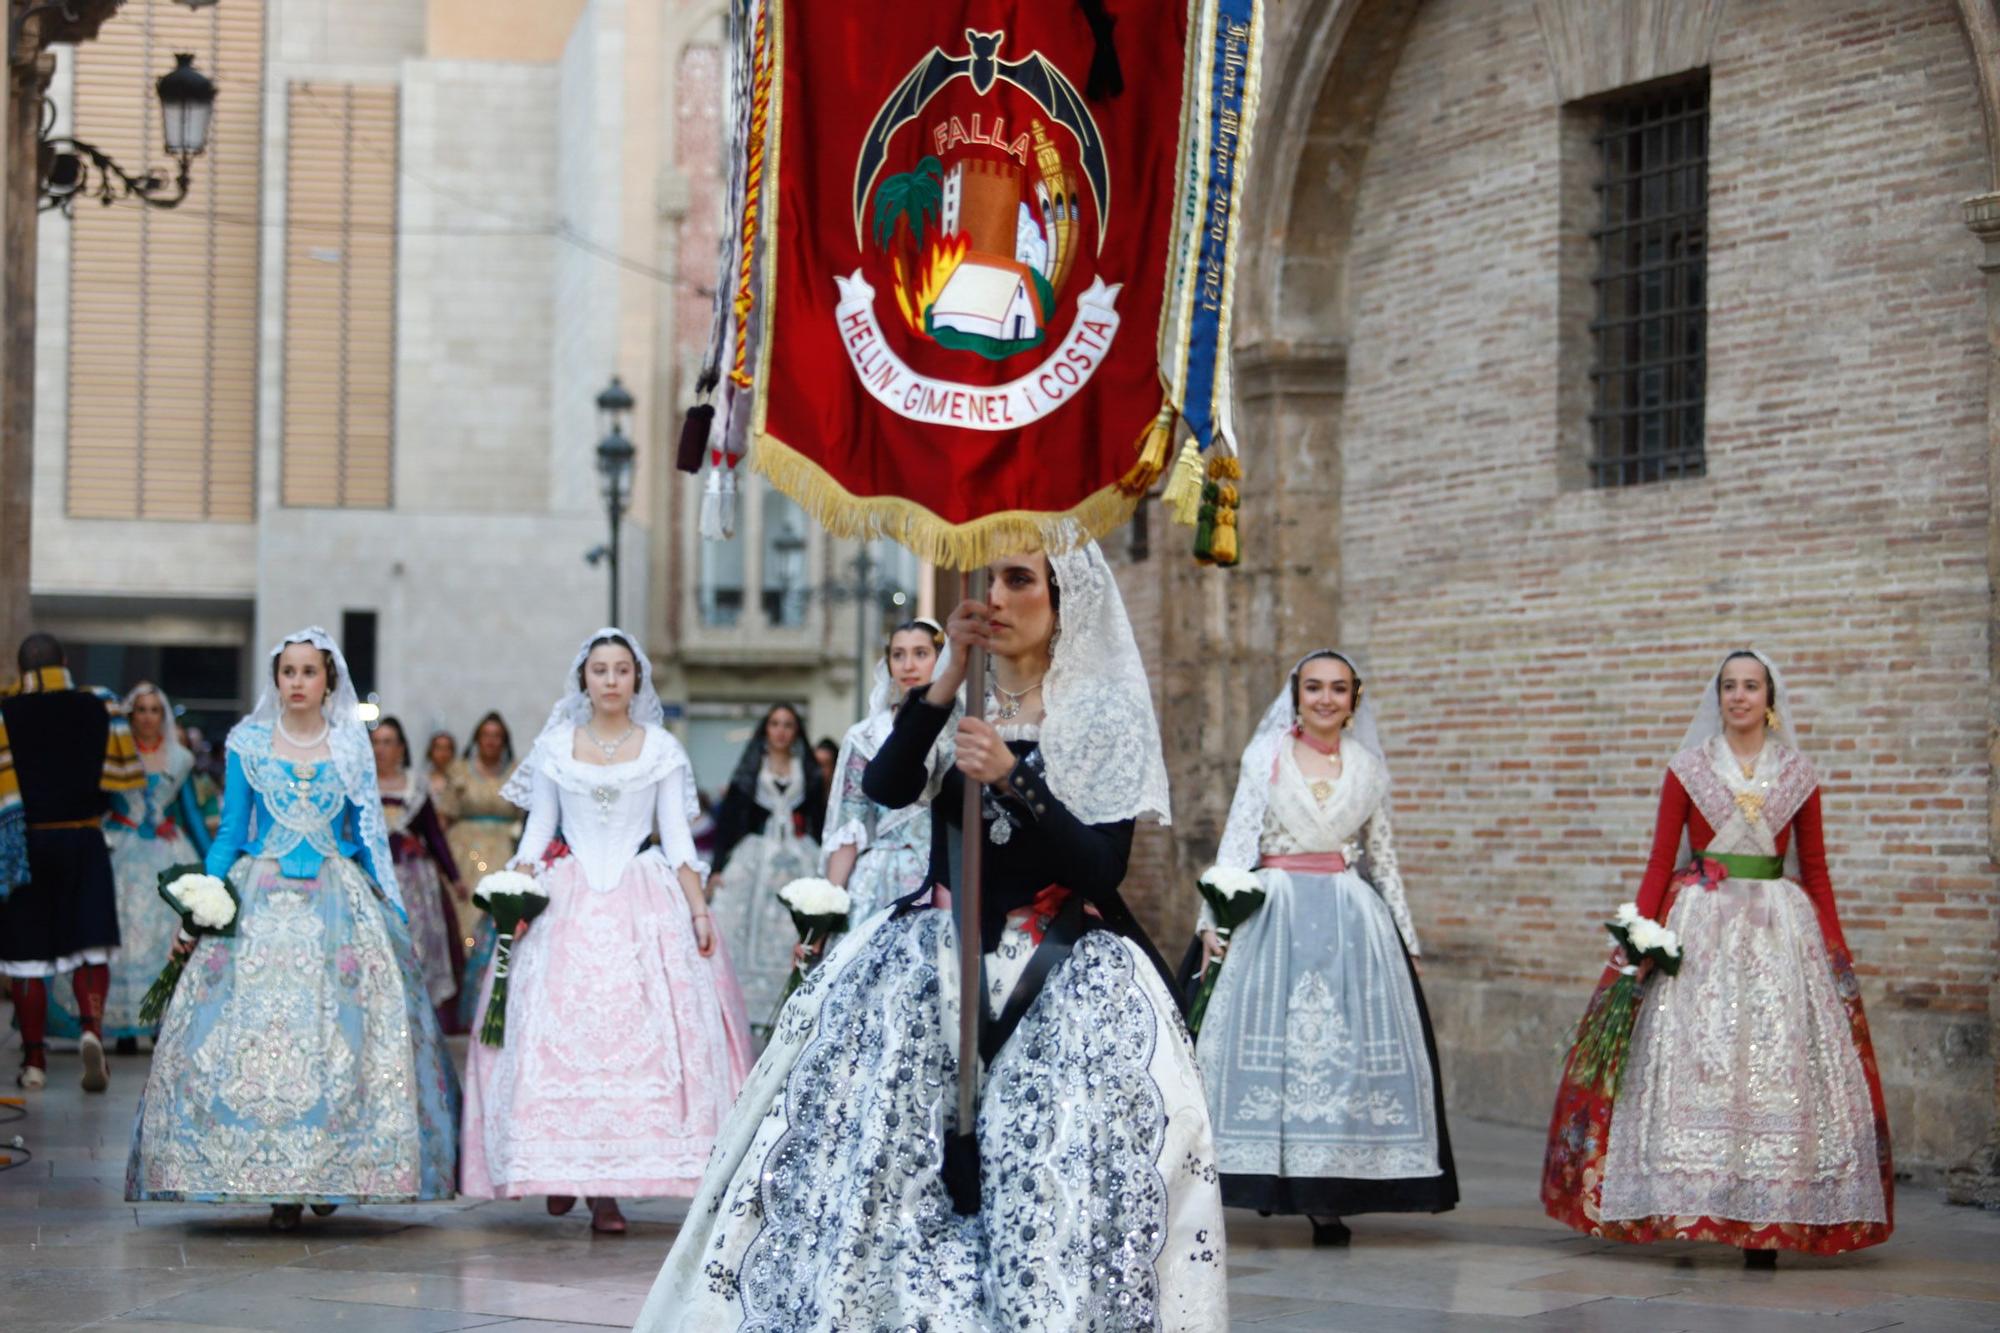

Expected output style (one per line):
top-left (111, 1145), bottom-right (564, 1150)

top-left (114, 1036), bottom-right (139, 1056)
top-left (309, 1204), bottom-right (339, 1217)
top-left (1744, 1248), bottom-right (1777, 1270)
top-left (587, 1196), bottom-right (626, 1235)
top-left (270, 1205), bottom-right (303, 1232)
top-left (79, 1032), bottom-right (107, 1093)
top-left (546, 1194), bottom-right (577, 1216)
top-left (1311, 1216), bottom-right (1352, 1247)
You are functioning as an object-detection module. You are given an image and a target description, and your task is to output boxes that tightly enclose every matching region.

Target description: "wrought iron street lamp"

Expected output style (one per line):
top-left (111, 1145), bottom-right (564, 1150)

top-left (37, 50), bottom-right (215, 213)
top-left (780, 538), bottom-right (915, 718)
top-left (592, 376), bottom-right (637, 627)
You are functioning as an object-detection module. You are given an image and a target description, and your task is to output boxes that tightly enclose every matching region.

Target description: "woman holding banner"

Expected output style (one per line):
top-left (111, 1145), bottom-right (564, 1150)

top-left (634, 541), bottom-right (1225, 1333)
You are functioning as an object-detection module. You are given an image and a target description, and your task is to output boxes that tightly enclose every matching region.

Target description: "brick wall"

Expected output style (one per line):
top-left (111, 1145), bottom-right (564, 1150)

top-left (1134, 0), bottom-right (1996, 1170)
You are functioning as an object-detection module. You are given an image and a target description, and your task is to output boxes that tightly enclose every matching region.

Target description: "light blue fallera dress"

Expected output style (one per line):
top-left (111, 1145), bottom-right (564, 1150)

top-left (125, 720), bottom-right (459, 1204)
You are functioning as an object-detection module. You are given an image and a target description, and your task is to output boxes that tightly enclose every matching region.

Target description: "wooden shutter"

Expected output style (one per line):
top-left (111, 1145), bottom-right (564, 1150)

top-left (281, 82), bottom-right (397, 509)
top-left (65, 0), bottom-right (263, 521)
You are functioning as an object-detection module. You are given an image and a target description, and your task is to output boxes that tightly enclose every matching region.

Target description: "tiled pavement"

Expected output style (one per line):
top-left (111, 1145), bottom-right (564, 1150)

top-left (3, 1034), bottom-right (1997, 1332)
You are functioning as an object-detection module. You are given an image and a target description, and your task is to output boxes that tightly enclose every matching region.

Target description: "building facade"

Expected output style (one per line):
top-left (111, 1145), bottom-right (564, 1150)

top-left (26, 0), bottom-right (902, 792)
top-left (1115, 0), bottom-right (2000, 1184)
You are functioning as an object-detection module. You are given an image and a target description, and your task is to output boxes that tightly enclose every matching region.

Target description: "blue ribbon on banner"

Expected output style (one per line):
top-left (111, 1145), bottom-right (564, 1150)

top-left (1178, 0), bottom-right (1256, 452)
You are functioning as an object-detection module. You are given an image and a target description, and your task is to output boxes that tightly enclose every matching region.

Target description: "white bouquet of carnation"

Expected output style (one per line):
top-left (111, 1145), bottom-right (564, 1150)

top-left (171, 873), bottom-right (236, 930)
top-left (1608, 903), bottom-right (1681, 973)
top-left (770, 877), bottom-right (852, 1026)
top-left (1187, 865), bottom-right (1270, 1037)
top-left (140, 866), bottom-right (241, 1023)
top-left (1568, 902), bottom-right (1685, 1097)
top-left (778, 876), bottom-right (852, 919)
top-left (473, 869), bottom-right (550, 1047)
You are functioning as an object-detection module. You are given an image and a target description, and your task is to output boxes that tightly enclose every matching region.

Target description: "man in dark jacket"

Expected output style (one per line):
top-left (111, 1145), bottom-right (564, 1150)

top-left (0, 633), bottom-right (143, 1091)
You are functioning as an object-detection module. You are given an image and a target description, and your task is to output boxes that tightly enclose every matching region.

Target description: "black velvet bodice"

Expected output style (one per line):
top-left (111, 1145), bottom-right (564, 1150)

top-left (862, 692), bottom-right (1176, 998)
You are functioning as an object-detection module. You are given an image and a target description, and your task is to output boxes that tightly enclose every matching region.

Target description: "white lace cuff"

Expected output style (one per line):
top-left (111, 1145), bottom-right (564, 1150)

top-left (821, 819), bottom-right (870, 858)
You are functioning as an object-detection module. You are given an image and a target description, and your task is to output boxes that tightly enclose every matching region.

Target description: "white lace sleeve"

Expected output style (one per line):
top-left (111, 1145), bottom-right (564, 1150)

top-left (818, 731), bottom-right (874, 870)
top-left (511, 740), bottom-right (560, 869)
top-left (1363, 806), bottom-right (1420, 956)
top-left (1201, 734), bottom-right (1277, 933)
top-left (654, 761), bottom-right (709, 879)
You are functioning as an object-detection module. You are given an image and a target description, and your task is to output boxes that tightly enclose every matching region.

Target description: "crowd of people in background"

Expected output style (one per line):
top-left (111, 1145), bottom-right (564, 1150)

top-left (5, 663), bottom-right (847, 1058)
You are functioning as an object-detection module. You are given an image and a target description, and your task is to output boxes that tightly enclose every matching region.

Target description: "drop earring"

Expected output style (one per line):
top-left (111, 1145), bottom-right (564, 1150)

top-left (1765, 706), bottom-right (1780, 731)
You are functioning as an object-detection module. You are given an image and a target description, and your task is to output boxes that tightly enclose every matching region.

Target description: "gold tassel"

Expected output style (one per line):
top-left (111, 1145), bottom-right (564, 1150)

top-left (1208, 452), bottom-right (1240, 564)
top-left (1211, 499), bottom-right (1239, 566)
top-left (750, 433), bottom-right (1141, 571)
top-left (1118, 405), bottom-right (1177, 497)
top-left (1162, 439), bottom-right (1205, 526)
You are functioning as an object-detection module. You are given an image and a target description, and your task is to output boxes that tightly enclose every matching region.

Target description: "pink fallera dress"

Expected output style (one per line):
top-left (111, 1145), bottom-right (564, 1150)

top-left (459, 726), bottom-right (753, 1198)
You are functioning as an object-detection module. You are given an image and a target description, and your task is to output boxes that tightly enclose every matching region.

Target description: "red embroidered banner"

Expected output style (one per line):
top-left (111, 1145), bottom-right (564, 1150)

top-left (750, 3), bottom-right (1189, 567)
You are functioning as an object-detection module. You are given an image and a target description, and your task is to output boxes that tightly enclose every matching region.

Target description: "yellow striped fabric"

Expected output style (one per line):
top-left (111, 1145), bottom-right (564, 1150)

top-left (100, 694), bottom-right (144, 792)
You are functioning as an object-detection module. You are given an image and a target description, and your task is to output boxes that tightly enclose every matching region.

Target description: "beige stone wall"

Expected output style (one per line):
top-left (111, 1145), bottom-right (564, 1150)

top-left (1141, 0), bottom-right (1998, 1173)
top-left (426, 0), bottom-right (591, 64)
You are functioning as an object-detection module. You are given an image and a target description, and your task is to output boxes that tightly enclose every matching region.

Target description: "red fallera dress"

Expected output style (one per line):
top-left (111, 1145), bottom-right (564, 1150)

top-left (1542, 738), bottom-right (1892, 1254)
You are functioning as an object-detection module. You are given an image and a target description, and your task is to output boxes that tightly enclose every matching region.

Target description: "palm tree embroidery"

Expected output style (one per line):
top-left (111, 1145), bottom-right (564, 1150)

top-left (871, 155), bottom-right (944, 257)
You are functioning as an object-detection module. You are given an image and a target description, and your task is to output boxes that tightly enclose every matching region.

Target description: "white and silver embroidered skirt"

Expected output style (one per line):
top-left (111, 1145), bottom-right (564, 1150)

top-left (633, 908), bottom-right (1228, 1333)
top-left (126, 855), bottom-right (459, 1203)
top-left (711, 829), bottom-right (820, 1029)
top-left (1196, 866), bottom-right (1443, 1184)
top-left (1600, 876), bottom-right (1886, 1226)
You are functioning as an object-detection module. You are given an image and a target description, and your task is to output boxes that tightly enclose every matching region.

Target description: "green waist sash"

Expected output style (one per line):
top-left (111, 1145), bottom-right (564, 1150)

top-left (1698, 850), bottom-right (1782, 880)
top-left (460, 814), bottom-right (515, 825)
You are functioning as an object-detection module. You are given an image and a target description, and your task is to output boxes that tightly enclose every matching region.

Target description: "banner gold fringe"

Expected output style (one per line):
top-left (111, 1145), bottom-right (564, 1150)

top-left (753, 434), bottom-right (1141, 571)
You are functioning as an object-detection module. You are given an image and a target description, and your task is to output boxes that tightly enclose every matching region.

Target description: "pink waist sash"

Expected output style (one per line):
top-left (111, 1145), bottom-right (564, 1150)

top-left (1258, 851), bottom-right (1348, 874)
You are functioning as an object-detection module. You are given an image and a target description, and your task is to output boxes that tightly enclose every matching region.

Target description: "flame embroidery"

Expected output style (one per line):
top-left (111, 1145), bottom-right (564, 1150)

top-left (893, 233), bottom-right (968, 337)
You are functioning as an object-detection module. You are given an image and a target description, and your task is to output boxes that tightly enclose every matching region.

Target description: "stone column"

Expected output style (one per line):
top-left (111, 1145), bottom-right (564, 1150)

top-left (1948, 190), bottom-right (2000, 1210)
top-left (1, 33), bottom-right (53, 659)
top-left (1155, 337), bottom-right (1349, 887)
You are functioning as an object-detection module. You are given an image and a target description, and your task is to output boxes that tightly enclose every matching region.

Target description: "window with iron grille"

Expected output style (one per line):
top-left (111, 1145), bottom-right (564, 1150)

top-left (1589, 77), bottom-right (1707, 487)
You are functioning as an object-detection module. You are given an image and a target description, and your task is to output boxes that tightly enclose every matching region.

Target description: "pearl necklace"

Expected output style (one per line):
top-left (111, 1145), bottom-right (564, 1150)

top-left (276, 714), bottom-right (329, 750)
